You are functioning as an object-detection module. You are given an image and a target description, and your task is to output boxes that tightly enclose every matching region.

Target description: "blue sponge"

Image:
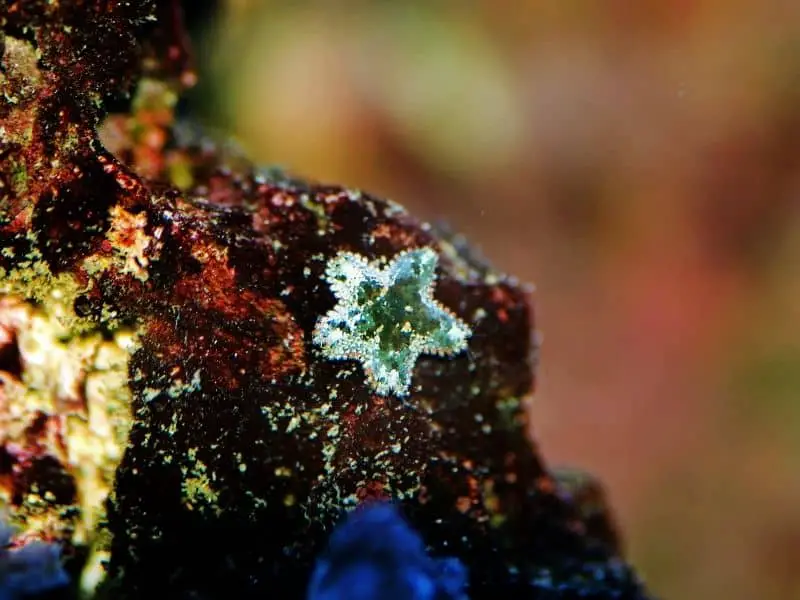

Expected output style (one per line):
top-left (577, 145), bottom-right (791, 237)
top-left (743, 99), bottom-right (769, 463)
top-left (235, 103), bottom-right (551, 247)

top-left (308, 503), bottom-right (469, 600)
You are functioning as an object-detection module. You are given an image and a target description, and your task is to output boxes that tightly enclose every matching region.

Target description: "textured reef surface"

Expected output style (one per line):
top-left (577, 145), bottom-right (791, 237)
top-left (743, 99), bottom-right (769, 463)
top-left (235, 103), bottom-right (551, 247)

top-left (0, 1), bottom-right (655, 599)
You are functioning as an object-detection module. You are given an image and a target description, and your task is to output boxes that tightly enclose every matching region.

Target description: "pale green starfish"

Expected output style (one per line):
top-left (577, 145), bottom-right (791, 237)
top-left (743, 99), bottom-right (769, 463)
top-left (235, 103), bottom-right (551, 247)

top-left (313, 247), bottom-right (472, 396)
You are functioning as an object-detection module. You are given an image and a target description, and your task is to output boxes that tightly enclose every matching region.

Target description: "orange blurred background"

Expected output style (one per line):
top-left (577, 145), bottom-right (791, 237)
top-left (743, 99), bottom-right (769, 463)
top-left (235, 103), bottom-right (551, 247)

top-left (195, 2), bottom-right (800, 598)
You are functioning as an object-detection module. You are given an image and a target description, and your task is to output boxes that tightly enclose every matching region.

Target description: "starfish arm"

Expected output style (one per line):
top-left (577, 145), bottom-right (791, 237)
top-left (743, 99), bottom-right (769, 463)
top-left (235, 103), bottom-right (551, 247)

top-left (325, 252), bottom-right (372, 300)
top-left (421, 308), bottom-right (472, 356)
top-left (388, 247), bottom-right (438, 289)
top-left (362, 350), bottom-right (418, 396)
top-left (313, 307), bottom-right (364, 358)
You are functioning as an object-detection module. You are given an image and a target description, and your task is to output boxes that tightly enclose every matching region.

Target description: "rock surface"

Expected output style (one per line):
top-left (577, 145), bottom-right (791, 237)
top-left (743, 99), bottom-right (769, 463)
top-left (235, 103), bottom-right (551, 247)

top-left (0, 2), bottom-right (654, 598)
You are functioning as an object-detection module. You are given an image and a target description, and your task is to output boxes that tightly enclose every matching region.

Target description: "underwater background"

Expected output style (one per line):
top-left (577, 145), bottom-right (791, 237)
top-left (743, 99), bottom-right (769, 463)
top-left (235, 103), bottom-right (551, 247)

top-left (196, 2), bottom-right (800, 599)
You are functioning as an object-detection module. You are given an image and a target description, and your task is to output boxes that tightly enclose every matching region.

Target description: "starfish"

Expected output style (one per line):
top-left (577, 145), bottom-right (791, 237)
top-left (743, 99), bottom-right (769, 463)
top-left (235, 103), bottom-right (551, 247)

top-left (313, 247), bottom-right (472, 396)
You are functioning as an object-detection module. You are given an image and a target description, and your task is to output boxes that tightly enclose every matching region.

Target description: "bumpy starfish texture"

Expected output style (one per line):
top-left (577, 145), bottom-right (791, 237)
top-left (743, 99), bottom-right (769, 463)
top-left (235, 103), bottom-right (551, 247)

top-left (313, 247), bottom-right (472, 396)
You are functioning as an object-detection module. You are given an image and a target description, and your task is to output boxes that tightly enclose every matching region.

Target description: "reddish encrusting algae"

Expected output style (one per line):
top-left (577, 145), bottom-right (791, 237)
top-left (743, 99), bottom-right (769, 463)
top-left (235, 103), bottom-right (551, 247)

top-left (0, 2), bottom-right (655, 599)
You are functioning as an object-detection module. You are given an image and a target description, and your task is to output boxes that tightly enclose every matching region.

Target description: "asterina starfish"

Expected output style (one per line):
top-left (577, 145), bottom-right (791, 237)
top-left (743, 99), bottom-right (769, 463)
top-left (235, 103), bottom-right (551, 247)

top-left (313, 247), bottom-right (472, 396)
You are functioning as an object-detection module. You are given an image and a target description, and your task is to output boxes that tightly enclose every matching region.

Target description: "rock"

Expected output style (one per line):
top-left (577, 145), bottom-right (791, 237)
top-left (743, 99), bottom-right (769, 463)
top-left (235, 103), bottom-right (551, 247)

top-left (0, 2), bottom-right (654, 599)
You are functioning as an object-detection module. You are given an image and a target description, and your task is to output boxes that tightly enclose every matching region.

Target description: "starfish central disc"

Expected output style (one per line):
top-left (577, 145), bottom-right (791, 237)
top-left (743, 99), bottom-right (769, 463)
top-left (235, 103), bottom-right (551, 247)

top-left (312, 247), bottom-right (472, 396)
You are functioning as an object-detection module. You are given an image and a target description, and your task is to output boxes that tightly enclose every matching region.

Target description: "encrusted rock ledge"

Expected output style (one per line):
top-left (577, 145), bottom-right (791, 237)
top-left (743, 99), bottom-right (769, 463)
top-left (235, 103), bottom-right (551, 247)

top-left (0, 2), bottom-right (655, 599)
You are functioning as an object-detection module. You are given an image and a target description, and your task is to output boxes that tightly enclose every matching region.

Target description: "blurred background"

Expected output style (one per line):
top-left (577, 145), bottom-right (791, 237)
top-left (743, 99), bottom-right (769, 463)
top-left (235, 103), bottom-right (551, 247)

top-left (189, 2), bottom-right (800, 598)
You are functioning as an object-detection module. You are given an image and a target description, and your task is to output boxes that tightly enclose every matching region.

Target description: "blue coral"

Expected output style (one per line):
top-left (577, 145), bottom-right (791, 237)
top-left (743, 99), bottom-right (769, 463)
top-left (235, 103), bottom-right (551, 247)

top-left (0, 519), bottom-right (69, 600)
top-left (307, 503), bottom-right (469, 600)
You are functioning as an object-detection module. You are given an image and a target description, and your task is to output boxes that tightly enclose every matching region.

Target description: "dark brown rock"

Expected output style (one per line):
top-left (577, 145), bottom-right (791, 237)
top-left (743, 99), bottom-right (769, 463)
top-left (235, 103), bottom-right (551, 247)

top-left (0, 2), bottom-right (654, 599)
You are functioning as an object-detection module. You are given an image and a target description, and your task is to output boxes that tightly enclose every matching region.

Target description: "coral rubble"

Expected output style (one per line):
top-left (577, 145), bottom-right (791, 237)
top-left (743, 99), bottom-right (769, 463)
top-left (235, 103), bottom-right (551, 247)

top-left (0, 1), bottom-right (655, 599)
